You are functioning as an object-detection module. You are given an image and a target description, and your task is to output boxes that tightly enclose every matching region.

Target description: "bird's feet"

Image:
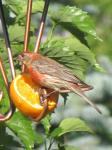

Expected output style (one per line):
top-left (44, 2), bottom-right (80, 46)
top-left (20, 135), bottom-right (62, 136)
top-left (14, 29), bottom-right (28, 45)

top-left (39, 88), bottom-right (58, 103)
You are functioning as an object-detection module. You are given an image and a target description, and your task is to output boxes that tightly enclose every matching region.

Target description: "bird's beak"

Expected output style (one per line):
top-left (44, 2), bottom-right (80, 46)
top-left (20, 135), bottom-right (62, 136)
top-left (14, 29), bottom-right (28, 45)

top-left (17, 54), bottom-right (24, 62)
top-left (17, 54), bottom-right (25, 66)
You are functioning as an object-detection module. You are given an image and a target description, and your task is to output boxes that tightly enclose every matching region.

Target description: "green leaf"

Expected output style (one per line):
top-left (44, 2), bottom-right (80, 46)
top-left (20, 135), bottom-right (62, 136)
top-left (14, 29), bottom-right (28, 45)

top-left (8, 24), bottom-right (25, 42)
top-left (32, 0), bottom-right (44, 14)
top-left (6, 111), bottom-right (38, 150)
top-left (5, 0), bottom-right (26, 15)
top-left (50, 118), bottom-right (93, 138)
top-left (94, 63), bottom-right (106, 73)
top-left (50, 6), bottom-right (101, 41)
top-left (41, 36), bottom-right (96, 79)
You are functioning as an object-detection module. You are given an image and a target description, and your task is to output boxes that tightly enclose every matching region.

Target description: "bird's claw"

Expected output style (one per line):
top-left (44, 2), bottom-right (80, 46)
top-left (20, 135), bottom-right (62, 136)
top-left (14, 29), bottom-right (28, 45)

top-left (35, 88), bottom-right (56, 122)
top-left (39, 88), bottom-right (47, 105)
top-left (34, 88), bottom-right (48, 121)
top-left (39, 88), bottom-right (58, 102)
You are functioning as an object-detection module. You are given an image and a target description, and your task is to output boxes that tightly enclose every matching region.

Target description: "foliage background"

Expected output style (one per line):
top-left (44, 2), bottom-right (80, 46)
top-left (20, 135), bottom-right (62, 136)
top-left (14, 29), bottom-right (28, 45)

top-left (0, 0), bottom-right (112, 150)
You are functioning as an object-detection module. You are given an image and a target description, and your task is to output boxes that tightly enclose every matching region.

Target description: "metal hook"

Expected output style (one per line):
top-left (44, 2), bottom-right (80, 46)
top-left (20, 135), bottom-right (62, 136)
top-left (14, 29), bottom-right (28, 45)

top-left (22, 0), bottom-right (50, 121)
top-left (0, 0), bottom-right (15, 121)
top-left (24, 0), bottom-right (51, 121)
top-left (33, 0), bottom-right (54, 121)
top-left (0, 58), bottom-right (15, 122)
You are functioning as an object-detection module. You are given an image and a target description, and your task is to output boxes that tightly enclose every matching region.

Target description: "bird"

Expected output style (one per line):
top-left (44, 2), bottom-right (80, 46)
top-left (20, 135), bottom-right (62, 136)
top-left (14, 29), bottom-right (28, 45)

top-left (18, 52), bottom-right (101, 113)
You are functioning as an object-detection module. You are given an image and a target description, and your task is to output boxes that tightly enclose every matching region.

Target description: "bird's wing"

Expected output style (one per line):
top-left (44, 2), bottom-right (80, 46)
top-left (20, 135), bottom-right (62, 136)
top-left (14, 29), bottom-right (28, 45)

top-left (32, 55), bottom-right (92, 90)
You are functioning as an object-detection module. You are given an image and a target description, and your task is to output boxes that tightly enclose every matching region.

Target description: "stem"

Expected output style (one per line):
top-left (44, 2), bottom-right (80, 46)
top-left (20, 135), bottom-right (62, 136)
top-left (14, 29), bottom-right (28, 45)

top-left (46, 21), bottom-right (56, 42)
top-left (48, 139), bottom-right (54, 150)
top-left (34, 0), bottom-right (51, 53)
top-left (45, 140), bottom-right (47, 150)
top-left (22, 0), bottom-right (32, 72)
top-left (0, 0), bottom-right (15, 79)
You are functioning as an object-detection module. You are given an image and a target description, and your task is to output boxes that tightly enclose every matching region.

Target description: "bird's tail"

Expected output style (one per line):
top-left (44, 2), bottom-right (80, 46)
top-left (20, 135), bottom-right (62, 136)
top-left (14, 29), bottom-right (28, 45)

top-left (69, 84), bottom-right (102, 114)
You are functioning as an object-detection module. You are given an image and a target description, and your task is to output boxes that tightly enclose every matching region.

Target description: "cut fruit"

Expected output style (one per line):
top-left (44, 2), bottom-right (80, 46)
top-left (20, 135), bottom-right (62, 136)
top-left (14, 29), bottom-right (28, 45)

top-left (10, 73), bottom-right (58, 120)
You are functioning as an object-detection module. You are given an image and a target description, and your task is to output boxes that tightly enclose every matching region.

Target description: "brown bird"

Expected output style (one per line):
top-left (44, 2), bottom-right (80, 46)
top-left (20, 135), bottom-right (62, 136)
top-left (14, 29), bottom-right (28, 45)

top-left (18, 52), bottom-right (101, 113)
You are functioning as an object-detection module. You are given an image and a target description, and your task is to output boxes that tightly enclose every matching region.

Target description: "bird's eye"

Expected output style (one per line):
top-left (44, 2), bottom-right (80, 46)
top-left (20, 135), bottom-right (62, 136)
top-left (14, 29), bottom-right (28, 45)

top-left (21, 53), bottom-right (25, 58)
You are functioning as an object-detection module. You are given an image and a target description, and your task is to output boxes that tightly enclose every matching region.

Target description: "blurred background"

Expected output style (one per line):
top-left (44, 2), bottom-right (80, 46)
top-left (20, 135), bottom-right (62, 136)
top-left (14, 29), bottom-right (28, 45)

top-left (50, 0), bottom-right (112, 150)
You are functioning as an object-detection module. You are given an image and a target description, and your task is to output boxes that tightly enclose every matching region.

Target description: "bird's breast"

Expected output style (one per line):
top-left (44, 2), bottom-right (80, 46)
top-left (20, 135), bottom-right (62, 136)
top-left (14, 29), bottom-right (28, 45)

top-left (28, 66), bottom-right (44, 85)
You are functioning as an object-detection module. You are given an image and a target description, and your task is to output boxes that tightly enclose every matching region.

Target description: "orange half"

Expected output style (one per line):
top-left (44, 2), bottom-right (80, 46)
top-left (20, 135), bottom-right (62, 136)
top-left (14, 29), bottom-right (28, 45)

top-left (10, 73), bottom-right (58, 120)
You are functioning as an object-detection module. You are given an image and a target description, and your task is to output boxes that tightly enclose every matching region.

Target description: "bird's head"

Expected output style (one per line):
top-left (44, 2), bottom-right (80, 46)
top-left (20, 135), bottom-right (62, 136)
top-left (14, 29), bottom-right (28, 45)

top-left (18, 52), bottom-right (36, 66)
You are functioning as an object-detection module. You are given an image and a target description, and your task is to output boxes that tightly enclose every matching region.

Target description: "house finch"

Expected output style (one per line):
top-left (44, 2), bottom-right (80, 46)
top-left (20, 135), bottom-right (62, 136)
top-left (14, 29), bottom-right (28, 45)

top-left (18, 52), bottom-right (101, 113)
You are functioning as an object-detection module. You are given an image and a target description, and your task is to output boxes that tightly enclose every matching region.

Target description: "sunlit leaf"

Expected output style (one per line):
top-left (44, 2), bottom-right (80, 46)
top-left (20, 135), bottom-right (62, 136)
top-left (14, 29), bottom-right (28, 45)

top-left (50, 6), bottom-right (101, 41)
top-left (50, 118), bottom-right (93, 138)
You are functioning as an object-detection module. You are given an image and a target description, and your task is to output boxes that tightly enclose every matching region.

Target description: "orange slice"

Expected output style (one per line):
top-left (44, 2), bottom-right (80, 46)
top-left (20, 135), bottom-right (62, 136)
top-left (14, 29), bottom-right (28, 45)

top-left (10, 73), bottom-right (58, 120)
